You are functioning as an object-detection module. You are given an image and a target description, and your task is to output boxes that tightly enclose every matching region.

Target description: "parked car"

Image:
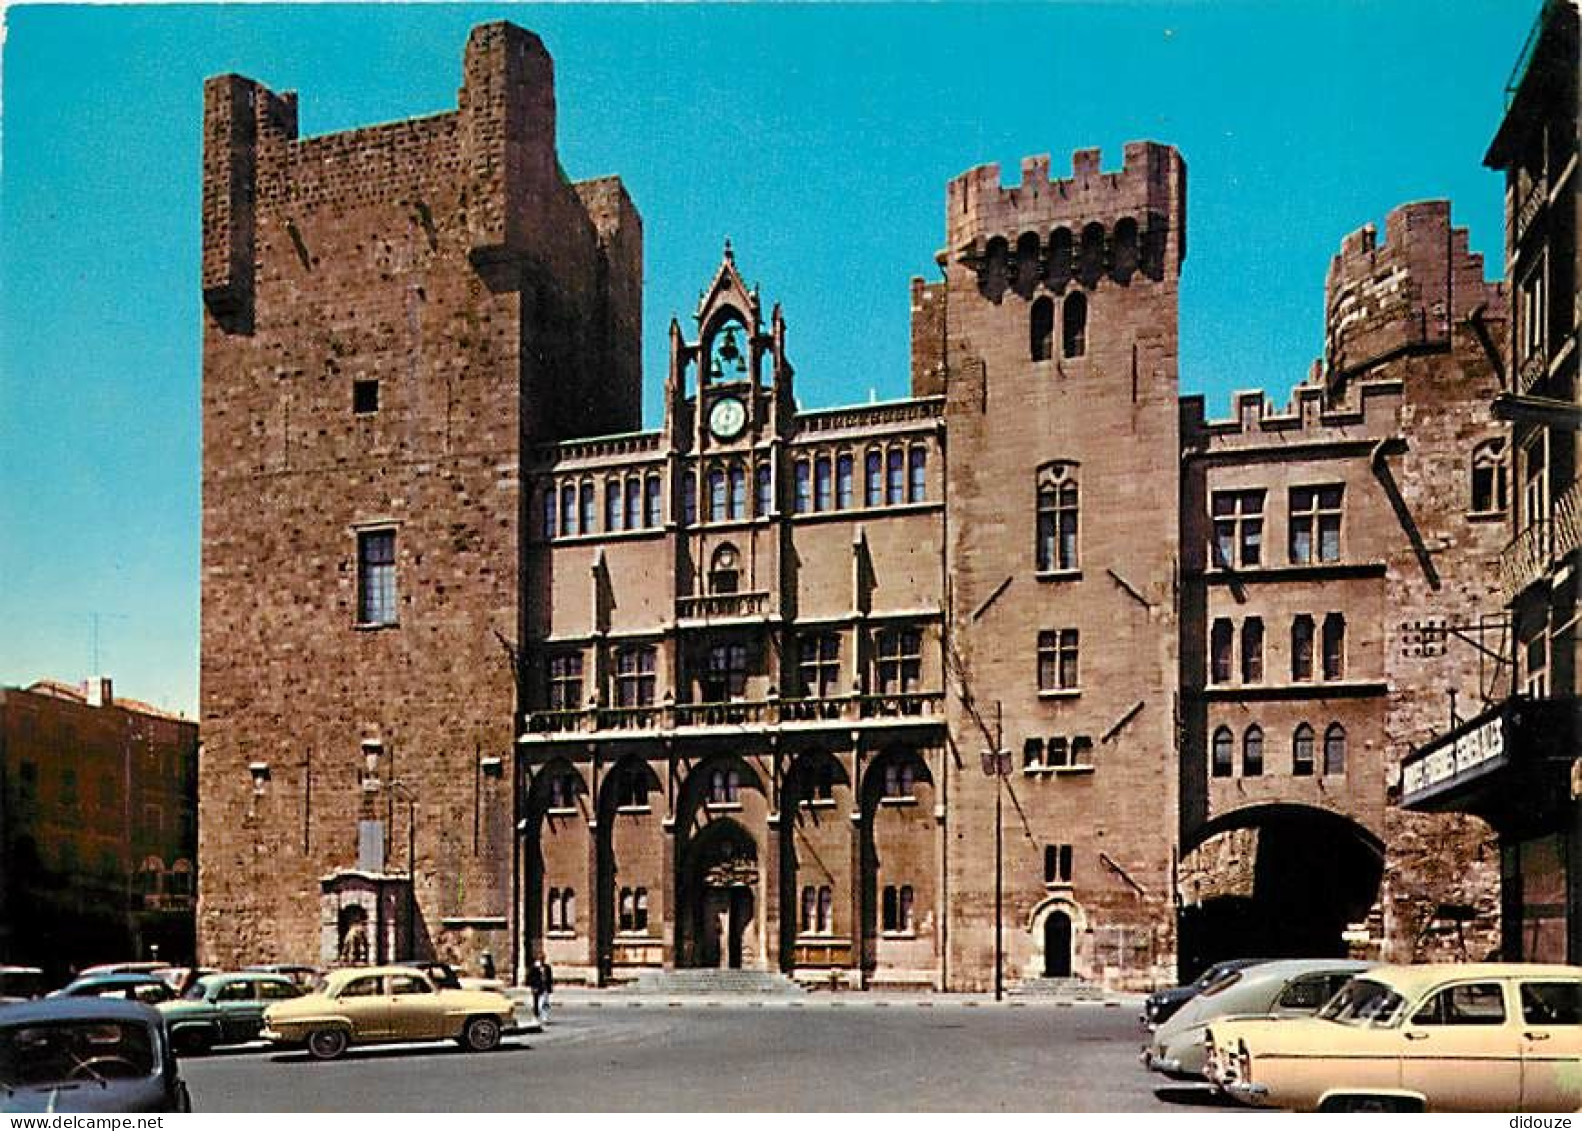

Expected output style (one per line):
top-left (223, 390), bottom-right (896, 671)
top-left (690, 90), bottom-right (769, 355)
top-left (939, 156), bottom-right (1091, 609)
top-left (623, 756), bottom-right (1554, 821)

top-left (76, 962), bottom-right (166, 979)
top-left (152, 966), bottom-right (219, 992)
top-left (157, 973), bottom-right (303, 1054)
top-left (51, 975), bottom-right (177, 1007)
top-left (260, 965), bottom-right (517, 1060)
top-left (0, 996), bottom-right (193, 1113)
top-left (1140, 958), bottom-right (1268, 1029)
top-left (1142, 958), bottom-right (1371, 1080)
top-left (0, 968), bottom-right (45, 1006)
top-left (1205, 962), bottom-right (1582, 1112)
top-left (417, 961), bottom-right (505, 994)
top-left (243, 964), bottom-right (323, 990)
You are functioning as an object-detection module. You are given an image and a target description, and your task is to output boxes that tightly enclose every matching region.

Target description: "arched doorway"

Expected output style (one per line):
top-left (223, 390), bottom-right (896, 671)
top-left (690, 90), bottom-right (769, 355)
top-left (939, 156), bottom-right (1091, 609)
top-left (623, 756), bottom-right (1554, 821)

top-left (1043, 911), bottom-right (1072, 977)
top-left (680, 819), bottom-right (759, 969)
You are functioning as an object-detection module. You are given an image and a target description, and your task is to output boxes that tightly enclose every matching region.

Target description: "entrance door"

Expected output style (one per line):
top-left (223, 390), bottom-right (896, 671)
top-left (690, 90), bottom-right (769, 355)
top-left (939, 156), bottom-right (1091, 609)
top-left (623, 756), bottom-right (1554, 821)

top-left (683, 818), bottom-right (759, 969)
top-left (727, 888), bottom-right (753, 969)
top-left (1043, 911), bottom-right (1072, 978)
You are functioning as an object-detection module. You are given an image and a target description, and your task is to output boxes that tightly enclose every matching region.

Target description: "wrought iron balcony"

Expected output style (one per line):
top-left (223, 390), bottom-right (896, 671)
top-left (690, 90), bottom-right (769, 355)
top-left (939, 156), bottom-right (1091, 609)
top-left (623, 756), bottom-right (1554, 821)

top-left (676, 591), bottom-right (770, 621)
top-left (1499, 478), bottom-right (1582, 599)
top-left (1514, 176), bottom-right (1547, 245)
top-left (520, 691), bottom-right (945, 739)
top-left (1517, 344), bottom-right (1549, 394)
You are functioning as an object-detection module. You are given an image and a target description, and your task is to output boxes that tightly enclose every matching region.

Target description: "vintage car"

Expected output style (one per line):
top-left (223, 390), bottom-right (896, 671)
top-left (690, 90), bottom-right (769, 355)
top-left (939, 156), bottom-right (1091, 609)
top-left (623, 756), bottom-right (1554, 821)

top-left (50, 974), bottom-right (177, 1006)
top-left (1205, 962), bottom-right (1582, 1112)
top-left (157, 972), bottom-right (303, 1054)
top-left (0, 997), bottom-right (193, 1113)
top-left (243, 964), bottom-right (323, 990)
top-left (1142, 958), bottom-right (1370, 1079)
top-left (0, 967), bottom-right (45, 1006)
top-left (1140, 958), bottom-right (1269, 1029)
top-left (260, 965), bottom-right (517, 1060)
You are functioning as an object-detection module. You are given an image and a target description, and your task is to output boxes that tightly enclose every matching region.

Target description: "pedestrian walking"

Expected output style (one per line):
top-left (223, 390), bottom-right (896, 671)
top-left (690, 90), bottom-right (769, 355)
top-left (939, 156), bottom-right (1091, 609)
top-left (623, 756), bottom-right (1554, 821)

top-left (525, 956), bottom-right (544, 1021)
top-left (535, 957), bottom-right (554, 1023)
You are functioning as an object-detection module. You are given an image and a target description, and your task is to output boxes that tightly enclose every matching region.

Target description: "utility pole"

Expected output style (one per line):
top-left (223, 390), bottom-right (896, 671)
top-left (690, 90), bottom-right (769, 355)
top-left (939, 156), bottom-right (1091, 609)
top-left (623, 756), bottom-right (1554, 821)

top-left (981, 701), bottom-right (1012, 1002)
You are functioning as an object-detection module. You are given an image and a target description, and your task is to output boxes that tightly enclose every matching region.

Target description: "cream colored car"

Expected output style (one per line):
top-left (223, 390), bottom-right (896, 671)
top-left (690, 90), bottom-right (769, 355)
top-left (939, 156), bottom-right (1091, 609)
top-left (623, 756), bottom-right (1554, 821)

top-left (1204, 963), bottom-right (1582, 1112)
top-left (259, 966), bottom-right (516, 1060)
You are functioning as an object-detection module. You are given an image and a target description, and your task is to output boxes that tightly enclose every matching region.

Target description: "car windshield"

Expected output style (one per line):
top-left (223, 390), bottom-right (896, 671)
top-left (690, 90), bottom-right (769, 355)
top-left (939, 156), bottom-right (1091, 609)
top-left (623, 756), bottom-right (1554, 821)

top-left (181, 980), bottom-right (212, 1001)
top-left (1200, 971), bottom-right (1244, 998)
top-left (1318, 978), bottom-right (1404, 1025)
top-left (0, 1021), bottom-right (157, 1090)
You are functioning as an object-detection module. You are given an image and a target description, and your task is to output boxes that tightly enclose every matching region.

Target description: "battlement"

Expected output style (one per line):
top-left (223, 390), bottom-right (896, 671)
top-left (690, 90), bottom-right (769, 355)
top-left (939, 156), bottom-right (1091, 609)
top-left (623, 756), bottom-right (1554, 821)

top-left (1181, 372), bottom-right (1404, 454)
top-left (1324, 200), bottom-right (1498, 383)
top-left (944, 141), bottom-right (1186, 283)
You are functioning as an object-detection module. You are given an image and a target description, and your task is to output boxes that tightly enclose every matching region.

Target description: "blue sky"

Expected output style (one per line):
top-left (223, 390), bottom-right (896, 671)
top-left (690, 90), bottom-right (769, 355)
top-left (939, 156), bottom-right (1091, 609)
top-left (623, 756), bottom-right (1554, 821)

top-left (0, 2), bottom-right (1533, 717)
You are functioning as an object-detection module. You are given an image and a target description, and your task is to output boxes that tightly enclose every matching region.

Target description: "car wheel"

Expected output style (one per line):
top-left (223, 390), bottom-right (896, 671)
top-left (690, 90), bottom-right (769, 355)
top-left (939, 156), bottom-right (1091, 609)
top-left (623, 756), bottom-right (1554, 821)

top-left (461, 1015), bottom-right (502, 1053)
top-left (307, 1028), bottom-right (349, 1060)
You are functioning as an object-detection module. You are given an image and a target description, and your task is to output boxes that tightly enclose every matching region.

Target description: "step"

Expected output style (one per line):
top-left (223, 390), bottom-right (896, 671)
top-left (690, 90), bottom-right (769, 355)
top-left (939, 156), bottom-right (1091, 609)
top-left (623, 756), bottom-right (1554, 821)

top-left (628, 968), bottom-right (807, 995)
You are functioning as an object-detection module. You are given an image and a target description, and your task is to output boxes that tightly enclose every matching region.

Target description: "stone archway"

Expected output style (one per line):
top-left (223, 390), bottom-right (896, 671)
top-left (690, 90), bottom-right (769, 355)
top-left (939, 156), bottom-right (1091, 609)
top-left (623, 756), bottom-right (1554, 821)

top-left (1042, 910), bottom-right (1073, 978)
top-left (679, 819), bottom-right (759, 969)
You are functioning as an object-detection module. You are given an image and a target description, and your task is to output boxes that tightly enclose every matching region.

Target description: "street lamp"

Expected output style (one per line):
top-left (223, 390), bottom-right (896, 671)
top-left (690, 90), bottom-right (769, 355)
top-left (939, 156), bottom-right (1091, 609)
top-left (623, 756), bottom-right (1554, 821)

top-left (387, 779), bottom-right (419, 961)
top-left (980, 704), bottom-right (1012, 1002)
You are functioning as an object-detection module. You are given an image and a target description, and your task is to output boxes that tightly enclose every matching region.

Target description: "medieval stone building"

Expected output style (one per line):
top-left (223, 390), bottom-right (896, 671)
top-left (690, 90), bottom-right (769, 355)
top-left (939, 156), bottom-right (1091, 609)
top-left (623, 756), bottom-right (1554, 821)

top-left (199, 21), bottom-right (1513, 988)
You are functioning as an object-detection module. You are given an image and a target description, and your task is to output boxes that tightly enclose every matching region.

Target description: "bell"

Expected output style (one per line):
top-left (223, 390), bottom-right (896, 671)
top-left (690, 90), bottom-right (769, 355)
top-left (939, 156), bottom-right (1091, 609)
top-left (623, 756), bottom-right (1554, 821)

top-left (718, 327), bottom-right (745, 373)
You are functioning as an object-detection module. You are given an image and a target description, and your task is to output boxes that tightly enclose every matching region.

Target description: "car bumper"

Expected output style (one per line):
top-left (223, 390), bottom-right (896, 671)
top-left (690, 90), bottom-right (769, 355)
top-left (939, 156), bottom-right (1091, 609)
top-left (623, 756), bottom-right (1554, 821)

top-left (1139, 1049), bottom-right (1200, 1080)
top-left (1223, 1081), bottom-right (1271, 1105)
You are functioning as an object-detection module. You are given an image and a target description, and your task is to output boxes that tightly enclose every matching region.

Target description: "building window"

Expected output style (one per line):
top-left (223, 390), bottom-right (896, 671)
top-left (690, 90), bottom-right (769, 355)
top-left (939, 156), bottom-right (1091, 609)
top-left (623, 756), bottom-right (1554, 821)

top-left (1292, 615), bottom-right (1315, 682)
top-left (819, 887), bottom-right (834, 933)
top-left (547, 887), bottom-right (575, 933)
top-left (1292, 724), bottom-right (1315, 777)
top-left (357, 529), bottom-right (398, 626)
top-left (865, 449), bottom-right (883, 507)
top-left (1062, 292), bottom-right (1087, 358)
top-left (1471, 440), bottom-right (1508, 514)
top-left (1523, 433), bottom-right (1548, 537)
top-left (579, 480), bottom-right (595, 535)
top-left (605, 479), bottom-right (623, 533)
top-left (1322, 614), bottom-right (1346, 680)
top-left (1243, 725), bottom-right (1264, 777)
top-left (547, 652), bottom-right (583, 711)
top-left (708, 545), bottom-right (740, 595)
top-left (613, 768), bottom-right (650, 810)
top-left (700, 642), bottom-right (749, 702)
top-left (709, 467), bottom-right (728, 522)
top-left (1037, 629), bottom-right (1079, 692)
top-left (1044, 844), bottom-right (1074, 884)
top-left (1323, 723), bottom-right (1347, 776)
top-left (645, 474), bottom-right (663, 527)
top-left (882, 760), bottom-right (917, 799)
top-left (559, 483), bottom-right (577, 537)
top-left (1023, 737), bottom-right (1045, 770)
top-left (614, 645), bottom-right (657, 708)
top-left (1241, 617), bottom-right (1264, 683)
top-left (1212, 490), bottom-right (1264, 569)
top-left (798, 633), bottom-right (842, 698)
top-left (729, 463), bottom-right (747, 520)
top-left (908, 446), bottom-right (928, 503)
top-left (618, 887), bottom-right (650, 933)
top-left (18, 762), bottom-right (37, 806)
top-left (886, 448), bottom-right (905, 505)
top-left (1521, 256), bottom-right (1547, 363)
top-left (1289, 485), bottom-right (1343, 564)
top-left (546, 772), bottom-right (577, 812)
top-left (836, 453), bottom-right (855, 509)
top-left (801, 886), bottom-right (835, 934)
top-left (1071, 735), bottom-right (1093, 766)
top-left (625, 477), bottom-right (643, 531)
top-left (1524, 626), bottom-right (1549, 698)
top-left (875, 628), bottom-right (923, 695)
top-left (814, 456), bottom-right (833, 511)
top-left (1210, 619), bottom-right (1233, 684)
top-left (1046, 737), bottom-right (1069, 768)
top-left (543, 488), bottom-right (557, 540)
top-left (794, 459), bottom-right (812, 514)
top-left (352, 379), bottom-right (380, 415)
top-left (882, 885), bottom-right (916, 933)
top-left (682, 470), bottom-right (697, 527)
top-left (1036, 464), bottom-right (1079, 572)
top-left (1031, 296), bottom-right (1054, 361)
top-left (756, 463), bottom-right (773, 516)
top-left (708, 766), bottom-right (741, 805)
top-left (1211, 727), bottom-right (1233, 778)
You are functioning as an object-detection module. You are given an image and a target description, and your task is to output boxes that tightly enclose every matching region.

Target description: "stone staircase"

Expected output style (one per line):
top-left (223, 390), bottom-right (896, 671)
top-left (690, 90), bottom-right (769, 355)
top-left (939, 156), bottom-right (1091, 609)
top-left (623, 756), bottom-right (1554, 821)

top-left (1009, 976), bottom-right (1108, 1002)
top-left (627, 968), bottom-right (808, 996)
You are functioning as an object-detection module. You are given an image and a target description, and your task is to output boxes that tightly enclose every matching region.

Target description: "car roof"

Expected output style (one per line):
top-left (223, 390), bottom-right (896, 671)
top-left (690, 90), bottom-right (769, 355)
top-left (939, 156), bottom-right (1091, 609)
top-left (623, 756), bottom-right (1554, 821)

top-left (321, 965), bottom-right (433, 990)
top-left (0, 966), bottom-right (44, 975)
top-left (1224, 958), bottom-right (1373, 982)
top-left (1356, 962), bottom-right (1582, 997)
top-left (70, 973), bottom-right (167, 986)
top-left (0, 996), bottom-right (163, 1026)
top-left (198, 971), bottom-right (295, 986)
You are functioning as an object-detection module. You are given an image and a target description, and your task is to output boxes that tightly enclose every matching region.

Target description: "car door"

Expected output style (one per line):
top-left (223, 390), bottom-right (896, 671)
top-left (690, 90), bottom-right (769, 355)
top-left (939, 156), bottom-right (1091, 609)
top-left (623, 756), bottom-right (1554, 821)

top-left (387, 973), bottom-right (444, 1040)
top-left (1399, 980), bottom-right (1523, 1111)
top-left (214, 979), bottom-right (261, 1043)
top-left (334, 974), bottom-right (392, 1040)
top-left (1516, 978), bottom-right (1582, 1112)
top-left (252, 977), bottom-right (301, 1041)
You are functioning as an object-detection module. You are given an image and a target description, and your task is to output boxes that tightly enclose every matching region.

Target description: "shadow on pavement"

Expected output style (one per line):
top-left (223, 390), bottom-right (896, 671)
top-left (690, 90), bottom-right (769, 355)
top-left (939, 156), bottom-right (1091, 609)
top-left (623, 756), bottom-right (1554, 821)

top-left (1153, 1085), bottom-right (1245, 1108)
top-left (269, 1042), bottom-right (533, 1064)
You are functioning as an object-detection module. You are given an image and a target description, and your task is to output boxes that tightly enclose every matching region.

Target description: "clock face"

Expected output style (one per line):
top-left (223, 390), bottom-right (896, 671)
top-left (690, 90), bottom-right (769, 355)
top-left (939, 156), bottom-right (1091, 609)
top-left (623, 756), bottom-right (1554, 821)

top-left (709, 396), bottom-right (747, 440)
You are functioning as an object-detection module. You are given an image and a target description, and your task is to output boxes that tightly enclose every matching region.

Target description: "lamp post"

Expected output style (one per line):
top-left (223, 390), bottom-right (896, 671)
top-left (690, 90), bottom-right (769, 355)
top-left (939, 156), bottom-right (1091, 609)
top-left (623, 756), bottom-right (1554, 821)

top-left (980, 702), bottom-right (1012, 1002)
top-left (387, 779), bottom-right (419, 961)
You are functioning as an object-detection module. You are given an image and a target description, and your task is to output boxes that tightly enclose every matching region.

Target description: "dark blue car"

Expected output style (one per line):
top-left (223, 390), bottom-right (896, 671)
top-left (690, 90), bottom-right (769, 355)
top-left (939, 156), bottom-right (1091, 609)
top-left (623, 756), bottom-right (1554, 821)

top-left (0, 997), bottom-right (193, 1113)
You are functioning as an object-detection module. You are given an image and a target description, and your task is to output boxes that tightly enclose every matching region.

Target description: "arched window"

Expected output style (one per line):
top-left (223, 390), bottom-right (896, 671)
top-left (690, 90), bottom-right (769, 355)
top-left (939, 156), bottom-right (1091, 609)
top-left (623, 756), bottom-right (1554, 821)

top-left (708, 467), bottom-right (727, 522)
top-left (886, 448), bottom-right (905, 505)
top-left (547, 887), bottom-right (562, 930)
top-left (709, 544), bottom-right (740, 595)
top-left (708, 766), bottom-right (741, 804)
top-left (579, 480), bottom-right (595, 535)
top-left (559, 483), bottom-right (576, 537)
top-left (682, 470), bottom-right (697, 527)
top-left (1243, 725), bottom-right (1264, 777)
top-left (756, 463), bottom-right (773, 516)
top-left (909, 446), bottom-right (928, 503)
top-left (708, 320), bottom-right (749, 384)
top-left (898, 885), bottom-right (915, 932)
top-left (1210, 619), bottom-right (1234, 683)
top-left (562, 889), bottom-right (576, 932)
top-left (605, 479), bottom-right (623, 532)
top-left (543, 488), bottom-right (557, 540)
top-left (635, 888), bottom-right (649, 932)
top-left (729, 463), bottom-right (746, 520)
top-left (168, 858), bottom-right (193, 897)
top-left (1323, 724), bottom-right (1347, 775)
top-left (801, 886), bottom-right (816, 932)
top-left (1062, 292), bottom-right (1087, 358)
top-left (1078, 222), bottom-right (1106, 282)
top-left (1036, 463), bottom-right (1079, 572)
top-left (882, 760), bottom-right (917, 798)
top-left (645, 474), bottom-right (663, 527)
top-left (814, 455), bottom-right (833, 511)
top-left (625, 478), bottom-right (642, 531)
top-left (1048, 227), bottom-right (1074, 287)
top-left (1241, 617), bottom-right (1264, 683)
top-left (1031, 296), bottom-right (1055, 361)
top-left (1211, 727), bottom-right (1234, 777)
top-left (1472, 439), bottom-right (1509, 513)
top-left (619, 888), bottom-right (635, 932)
top-left (1293, 723), bottom-right (1315, 776)
top-left (865, 449), bottom-right (883, 507)
top-left (836, 453), bottom-right (854, 509)
top-left (794, 459), bottom-right (812, 514)
top-left (882, 886), bottom-right (898, 932)
top-left (1015, 231), bottom-right (1042, 294)
top-left (818, 886), bottom-right (834, 934)
top-left (1292, 615), bottom-right (1316, 681)
top-left (1322, 613), bottom-right (1346, 680)
top-left (1112, 217), bottom-right (1140, 279)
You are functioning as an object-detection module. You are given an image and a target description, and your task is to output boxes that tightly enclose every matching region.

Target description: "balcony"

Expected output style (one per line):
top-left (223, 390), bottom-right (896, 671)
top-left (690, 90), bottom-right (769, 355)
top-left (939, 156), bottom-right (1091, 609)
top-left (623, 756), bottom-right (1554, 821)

top-left (676, 591), bottom-right (770, 622)
top-left (520, 692), bottom-right (945, 741)
top-left (1516, 344), bottom-right (1549, 394)
top-left (1514, 176), bottom-right (1547, 245)
top-left (1499, 478), bottom-right (1582, 599)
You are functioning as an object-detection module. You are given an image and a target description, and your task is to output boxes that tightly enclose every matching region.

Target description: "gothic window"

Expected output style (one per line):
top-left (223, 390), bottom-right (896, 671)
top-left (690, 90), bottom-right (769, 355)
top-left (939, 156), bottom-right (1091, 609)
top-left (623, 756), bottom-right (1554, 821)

top-left (795, 459), bottom-right (812, 514)
top-left (818, 886), bottom-right (834, 934)
top-left (709, 467), bottom-right (728, 522)
top-left (1037, 629), bottom-right (1080, 691)
top-left (1241, 617), bottom-right (1264, 683)
top-left (546, 652), bottom-right (583, 711)
top-left (645, 474), bottom-right (663, 527)
top-left (756, 463), bottom-right (773, 516)
top-left (836, 453), bottom-right (854, 509)
top-left (707, 766), bottom-right (741, 805)
top-left (708, 321), bottom-right (749, 384)
top-left (798, 632), bottom-right (841, 698)
top-left (605, 479), bottom-right (623, 532)
top-left (881, 885), bottom-right (916, 933)
top-left (1323, 723), bottom-right (1347, 775)
top-left (357, 529), bottom-right (397, 626)
top-left (708, 544), bottom-right (740, 594)
top-left (909, 446), bottom-right (928, 503)
top-left (865, 449), bottom-right (883, 507)
top-left (1212, 490), bottom-right (1264, 568)
top-left (1289, 485), bottom-right (1343, 564)
top-left (543, 488), bottom-right (557, 540)
top-left (560, 482), bottom-right (577, 537)
top-left (578, 480), bottom-right (596, 535)
top-left (1036, 463), bottom-right (1079, 572)
top-left (625, 477), bottom-right (643, 531)
top-left (1292, 615), bottom-right (1316, 682)
top-left (1472, 440), bottom-right (1508, 514)
top-left (1243, 725), bottom-right (1264, 777)
top-left (882, 760), bottom-right (917, 799)
top-left (682, 470), bottom-right (697, 527)
top-left (1062, 291), bottom-right (1087, 358)
top-left (619, 888), bottom-right (636, 932)
top-left (613, 645), bottom-right (656, 708)
top-left (1322, 614), bottom-right (1346, 680)
top-left (1293, 723), bottom-right (1315, 776)
top-left (546, 771), bottom-right (577, 812)
top-left (1210, 619), bottom-right (1234, 683)
top-left (701, 642), bottom-right (749, 702)
top-left (613, 768), bottom-right (650, 810)
top-left (1044, 844), bottom-right (1073, 884)
top-left (1211, 727), bottom-right (1234, 778)
top-left (886, 447), bottom-right (905, 505)
top-left (800, 886), bottom-right (816, 933)
top-left (875, 628), bottom-right (923, 695)
top-left (730, 463), bottom-right (747, 520)
top-left (815, 455), bottom-right (833, 511)
top-left (1031, 296), bottom-right (1055, 362)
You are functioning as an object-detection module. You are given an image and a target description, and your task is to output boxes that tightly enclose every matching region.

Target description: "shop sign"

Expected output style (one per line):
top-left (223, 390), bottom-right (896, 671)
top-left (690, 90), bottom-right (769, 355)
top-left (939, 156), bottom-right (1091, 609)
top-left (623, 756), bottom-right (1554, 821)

top-left (1402, 712), bottom-right (1506, 801)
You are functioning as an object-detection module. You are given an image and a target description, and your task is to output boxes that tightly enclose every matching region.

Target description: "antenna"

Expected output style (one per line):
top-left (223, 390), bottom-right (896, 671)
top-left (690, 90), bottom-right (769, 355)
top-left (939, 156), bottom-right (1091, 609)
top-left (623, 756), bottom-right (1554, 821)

top-left (87, 612), bottom-right (129, 674)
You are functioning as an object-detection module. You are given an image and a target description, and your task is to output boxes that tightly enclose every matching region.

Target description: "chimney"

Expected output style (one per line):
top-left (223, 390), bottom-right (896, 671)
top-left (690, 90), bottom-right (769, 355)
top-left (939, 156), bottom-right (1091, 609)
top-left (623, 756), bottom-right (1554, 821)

top-left (85, 677), bottom-right (113, 708)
